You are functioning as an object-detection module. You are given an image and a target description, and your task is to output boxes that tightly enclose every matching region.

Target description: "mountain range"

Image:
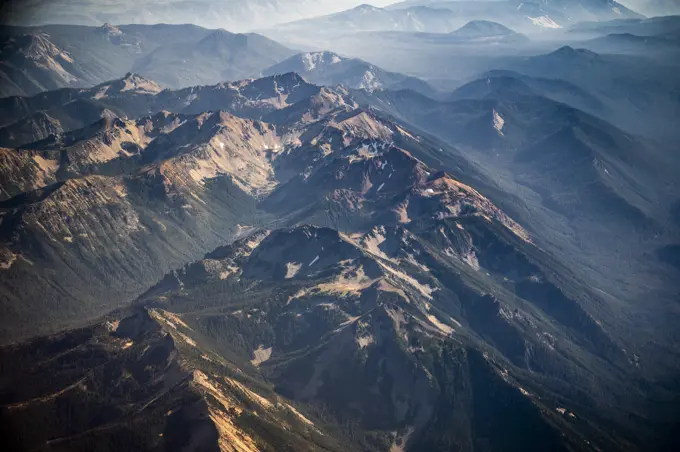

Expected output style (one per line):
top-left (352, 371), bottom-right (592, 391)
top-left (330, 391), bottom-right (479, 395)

top-left (0, 67), bottom-right (678, 450)
top-left (0, 23), bottom-right (294, 96)
top-left (263, 51), bottom-right (439, 97)
top-left (389, 0), bottom-right (642, 27)
top-left (264, 0), bottom-right (642, 49)
top-left (0, 5), bottom-right (679, 452)
top-left (0, 0), bottom-right (397, 32)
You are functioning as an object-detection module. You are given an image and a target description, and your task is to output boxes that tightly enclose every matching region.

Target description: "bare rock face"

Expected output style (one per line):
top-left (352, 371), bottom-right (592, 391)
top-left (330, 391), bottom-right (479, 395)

top-left (0, 72), bottom-right (322, 149)
top-left (0, 308), bottom-right (333, 451)
top-left (0, 147), bottom-right (58, 201)
top-left (92, 72), bottom-right (163, 97)
top-left (0, 111), bottom-right (63, 149)
top-left (0, 33), bottom-right (79, 97)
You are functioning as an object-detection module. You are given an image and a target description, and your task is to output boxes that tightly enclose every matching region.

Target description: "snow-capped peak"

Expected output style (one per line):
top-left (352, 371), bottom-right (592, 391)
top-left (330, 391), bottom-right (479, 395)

top-left (301, 52), bottom-right (344, 72)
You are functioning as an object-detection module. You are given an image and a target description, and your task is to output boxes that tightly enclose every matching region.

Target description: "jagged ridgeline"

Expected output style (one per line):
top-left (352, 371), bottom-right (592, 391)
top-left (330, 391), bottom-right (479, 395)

top-left (0, 217), bottom-right (635, 451)
top-left (0, 68), bottom-right (669, 452)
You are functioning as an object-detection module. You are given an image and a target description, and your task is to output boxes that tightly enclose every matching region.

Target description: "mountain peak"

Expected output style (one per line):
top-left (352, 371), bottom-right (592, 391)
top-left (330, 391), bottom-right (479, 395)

top-left (6, 33), bottom-right (75, 71)
top-left (449, 74), bottom-right (535, 102)
top-left (95, 73), bottom-right (163, 97)
top-left (239, 225), bottom-right (364, 281)
top-left (550, 45), bottom-right (599, 60)
top-left (195, 29), bottom-right (245, 51)
top-left (257, 71), bottom-right (308, 88)
top-left (99, 23), bottom-right (122, 36)
top-left (353, 4), bottom-right (383, 13)
top-left (299, 51), bottom-right (345, 71)
top-left (452, 20), bottom-right (517, 38)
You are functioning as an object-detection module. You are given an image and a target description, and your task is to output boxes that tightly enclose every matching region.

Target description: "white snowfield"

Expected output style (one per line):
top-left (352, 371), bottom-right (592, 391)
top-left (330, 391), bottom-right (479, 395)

top-left (360, 70), bottom-right (383, 91)
top-left (301, 52), bottom-right (343, 71)
top-left (528, 16), bottom-right (561, 29)
top-left (493, 109), bottom-right (505, 135)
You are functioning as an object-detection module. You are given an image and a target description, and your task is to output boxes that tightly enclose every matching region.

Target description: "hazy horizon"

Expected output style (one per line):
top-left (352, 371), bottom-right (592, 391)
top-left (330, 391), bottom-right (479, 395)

top-left (1, 0), bottom-right (398, 32)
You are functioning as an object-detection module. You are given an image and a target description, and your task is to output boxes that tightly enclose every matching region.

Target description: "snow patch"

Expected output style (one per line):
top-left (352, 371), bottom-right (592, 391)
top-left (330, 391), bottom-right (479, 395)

top-left (184, 92), bottom-right (198, 106)
top-left (301, 52), bottom-right (342, 71)
top-left (528, 16), bottom-right (561, 29)
top-left (285, 262), bottom-right (302, 279)
top-left (360, 70), bottom-right (383, 91)
top-left (493, 109), bottom-right (505, 135)
top-left (555, 407), bottom-right (576, 418)
top-left (302, 53), bottom-right (317, 71)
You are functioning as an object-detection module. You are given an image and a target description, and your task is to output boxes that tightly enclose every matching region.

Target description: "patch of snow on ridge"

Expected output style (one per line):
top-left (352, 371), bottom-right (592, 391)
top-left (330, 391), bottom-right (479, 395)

top-left (528, 16), bottom-right (561, 29)
top-left (302, 53), bottom-right (320, 71)
top-left (301, 52), bottom-right (343, 72)
top-left (286, 262), bottom-right (302, 279)
top-left (493, 109), bottom-right (505, 135)
top-left (360, 70), bottom-right (383, 91)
